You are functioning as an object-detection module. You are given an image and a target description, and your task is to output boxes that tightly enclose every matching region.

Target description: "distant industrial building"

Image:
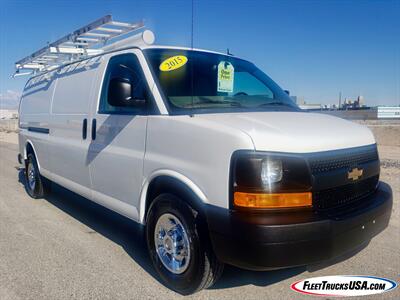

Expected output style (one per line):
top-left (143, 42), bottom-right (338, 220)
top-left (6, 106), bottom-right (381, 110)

top-left (290, 93), bottom-right (370, 111)
top-left (299, 103), bottom-right (322, 110)
top-left (288, 93), bottom-right (399, 120)
top-left (341, 96), bottom-right (366, 109)
top-left (377, 106), bottom-right (400, 119)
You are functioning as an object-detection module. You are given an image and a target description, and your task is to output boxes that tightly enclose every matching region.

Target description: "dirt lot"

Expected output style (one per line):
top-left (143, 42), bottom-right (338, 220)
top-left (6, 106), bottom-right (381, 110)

top-left (0, 121), bottom-right (399, 299)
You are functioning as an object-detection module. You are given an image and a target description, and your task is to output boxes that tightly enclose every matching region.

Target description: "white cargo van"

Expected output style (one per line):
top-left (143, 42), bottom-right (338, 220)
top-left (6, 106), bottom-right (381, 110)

top-left (16, 16), bottom-right (392, 294)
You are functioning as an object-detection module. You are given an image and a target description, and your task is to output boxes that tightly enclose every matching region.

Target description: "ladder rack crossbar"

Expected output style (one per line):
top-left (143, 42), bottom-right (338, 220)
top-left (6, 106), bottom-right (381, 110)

top-left (82, 32), bottom-right (112, 38)
top-left (96, 27), bottom-right (124, 33)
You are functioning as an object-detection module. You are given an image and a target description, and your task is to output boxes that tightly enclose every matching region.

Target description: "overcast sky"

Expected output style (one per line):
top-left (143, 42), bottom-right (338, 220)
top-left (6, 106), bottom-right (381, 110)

top-left (1, 0), bottom-right (399, 109)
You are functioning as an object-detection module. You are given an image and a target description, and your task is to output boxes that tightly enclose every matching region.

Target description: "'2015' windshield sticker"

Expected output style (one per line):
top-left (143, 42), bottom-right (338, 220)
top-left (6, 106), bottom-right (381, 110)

top-left (159, 55), bottom-right (188, 72)
top-left (217, 61), bottom-right (234, 92)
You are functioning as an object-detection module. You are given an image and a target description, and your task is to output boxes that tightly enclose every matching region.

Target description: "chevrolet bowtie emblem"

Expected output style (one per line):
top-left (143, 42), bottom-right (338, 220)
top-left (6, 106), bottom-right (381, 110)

top-left (348, 168), bottom-right (363, 181)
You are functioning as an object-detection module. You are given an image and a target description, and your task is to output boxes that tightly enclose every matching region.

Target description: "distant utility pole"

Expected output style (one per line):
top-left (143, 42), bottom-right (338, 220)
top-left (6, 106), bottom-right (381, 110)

top-left (339, 91), bottom-right (342, 109)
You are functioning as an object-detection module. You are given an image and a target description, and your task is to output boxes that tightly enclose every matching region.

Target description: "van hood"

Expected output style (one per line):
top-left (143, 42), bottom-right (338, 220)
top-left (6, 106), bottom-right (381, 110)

top-left (197, 112), bottom-right (375, 153)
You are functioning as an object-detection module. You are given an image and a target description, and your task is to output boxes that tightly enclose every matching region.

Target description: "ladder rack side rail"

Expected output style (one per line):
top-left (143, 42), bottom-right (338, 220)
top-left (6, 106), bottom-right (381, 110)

top-left (15, 15), bottom-right (112, 66)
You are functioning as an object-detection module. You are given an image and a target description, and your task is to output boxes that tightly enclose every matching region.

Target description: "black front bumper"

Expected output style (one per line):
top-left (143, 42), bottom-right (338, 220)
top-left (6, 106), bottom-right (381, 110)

top-left (206, 182), bottom-right (392, 271)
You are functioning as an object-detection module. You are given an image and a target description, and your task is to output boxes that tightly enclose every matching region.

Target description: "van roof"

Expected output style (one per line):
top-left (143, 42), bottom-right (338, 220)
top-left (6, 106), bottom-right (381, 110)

top-left (139, 45), bottom-right (230, 56)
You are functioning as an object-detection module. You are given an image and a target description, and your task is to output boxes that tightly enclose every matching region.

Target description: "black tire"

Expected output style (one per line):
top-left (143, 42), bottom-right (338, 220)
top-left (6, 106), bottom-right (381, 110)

top-left (146, 194), bottom-right (224, 295)
top-left (25, 153), bottom-right (49, 198)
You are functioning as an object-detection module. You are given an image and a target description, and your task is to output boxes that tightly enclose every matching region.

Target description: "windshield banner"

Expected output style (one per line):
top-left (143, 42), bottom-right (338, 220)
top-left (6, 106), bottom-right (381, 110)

top-left (217, 61), bottom-right (234, 93)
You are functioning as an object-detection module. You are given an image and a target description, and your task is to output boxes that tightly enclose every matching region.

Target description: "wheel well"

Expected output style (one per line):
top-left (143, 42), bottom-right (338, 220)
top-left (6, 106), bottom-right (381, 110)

top-left (25, 142), bottom-right (38, 169)
top-left (145, 176), bottom-right (207, 223)
top-left (26, 143), bottom-right (34, 157)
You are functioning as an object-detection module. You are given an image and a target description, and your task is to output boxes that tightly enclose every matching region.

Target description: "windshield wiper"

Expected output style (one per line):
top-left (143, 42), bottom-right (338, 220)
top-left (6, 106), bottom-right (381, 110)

top-left (204, 100), bottom-right (243, 107)
top-left (184, 97), bottom-right (243, 107)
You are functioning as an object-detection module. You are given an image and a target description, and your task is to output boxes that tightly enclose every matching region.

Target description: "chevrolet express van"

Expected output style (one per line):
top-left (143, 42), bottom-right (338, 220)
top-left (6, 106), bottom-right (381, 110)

top-left (17, 19), bottom-right (392, 295)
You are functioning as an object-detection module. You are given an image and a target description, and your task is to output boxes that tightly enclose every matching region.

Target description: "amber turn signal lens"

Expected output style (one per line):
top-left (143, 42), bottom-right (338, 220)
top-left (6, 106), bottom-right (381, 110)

top-left (234, 192), bottom-right (312, 208)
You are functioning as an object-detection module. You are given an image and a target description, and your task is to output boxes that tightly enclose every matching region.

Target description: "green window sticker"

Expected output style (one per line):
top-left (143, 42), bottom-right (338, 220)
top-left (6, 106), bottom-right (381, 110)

top-left (217, 61), bottom-right (234, 93)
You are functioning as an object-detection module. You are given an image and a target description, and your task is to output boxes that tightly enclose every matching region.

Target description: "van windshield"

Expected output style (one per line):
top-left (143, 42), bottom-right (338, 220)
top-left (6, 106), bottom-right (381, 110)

top-left (144, 48), bottom-right (299, 114)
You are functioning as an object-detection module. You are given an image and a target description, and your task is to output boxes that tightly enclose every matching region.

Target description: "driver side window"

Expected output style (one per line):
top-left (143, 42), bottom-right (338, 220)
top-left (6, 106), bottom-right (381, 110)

top-left (99, 53), bottom-right (148, 114)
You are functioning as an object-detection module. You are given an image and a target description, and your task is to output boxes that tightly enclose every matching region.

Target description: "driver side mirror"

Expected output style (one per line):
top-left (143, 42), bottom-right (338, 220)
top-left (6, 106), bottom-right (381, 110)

top-left (284, 90), bottom-right (290, 95)
top-left (108, 77), bottom-right (145, 108)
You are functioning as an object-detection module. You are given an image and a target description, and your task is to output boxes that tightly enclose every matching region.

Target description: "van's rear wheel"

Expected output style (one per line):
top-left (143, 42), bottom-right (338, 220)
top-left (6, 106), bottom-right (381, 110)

top-left (146, 194), bottom-right (224, 295)
top-left (25, 153), bottom-right (48, 198)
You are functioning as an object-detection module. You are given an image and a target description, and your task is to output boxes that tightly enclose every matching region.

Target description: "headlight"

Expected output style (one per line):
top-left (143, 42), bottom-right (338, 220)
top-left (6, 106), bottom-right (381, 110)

top-left (261, 158), bottom-right (282, 186)
top-left (231, 151), bottom-right (312, 209)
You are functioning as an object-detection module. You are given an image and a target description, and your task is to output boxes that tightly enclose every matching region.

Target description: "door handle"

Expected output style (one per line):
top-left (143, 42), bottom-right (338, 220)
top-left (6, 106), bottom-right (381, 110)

top-left (91, 118), bottom-right (96, 140)
top-left (82, 118), bottom-right (87, 139)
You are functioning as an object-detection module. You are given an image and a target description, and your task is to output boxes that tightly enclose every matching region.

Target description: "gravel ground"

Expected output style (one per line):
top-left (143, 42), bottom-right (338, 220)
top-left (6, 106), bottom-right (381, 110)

top-left (0, 125), bottom-right (399, 299)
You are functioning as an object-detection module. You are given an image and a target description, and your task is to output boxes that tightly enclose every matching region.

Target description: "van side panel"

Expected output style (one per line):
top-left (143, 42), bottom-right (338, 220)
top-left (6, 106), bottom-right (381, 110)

top-left (48, 58), bottom-right (101, 198)
top-left (19, 72), bottom-right (58, 177)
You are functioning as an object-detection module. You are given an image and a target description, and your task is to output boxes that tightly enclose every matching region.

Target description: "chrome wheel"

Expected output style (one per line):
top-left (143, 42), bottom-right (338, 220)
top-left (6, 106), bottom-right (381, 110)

top-left (27, 161), bottom-right (36, 191)
top-left (154, 213), bottom-right (191, 274)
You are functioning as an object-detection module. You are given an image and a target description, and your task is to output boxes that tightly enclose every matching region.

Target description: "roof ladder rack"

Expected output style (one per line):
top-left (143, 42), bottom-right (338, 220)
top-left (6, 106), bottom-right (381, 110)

top-left (14, 15), bottom-right (145, 77)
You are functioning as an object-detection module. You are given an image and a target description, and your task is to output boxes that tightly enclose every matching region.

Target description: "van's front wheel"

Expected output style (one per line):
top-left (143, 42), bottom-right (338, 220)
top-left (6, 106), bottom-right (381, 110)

top-left (146, 194), bottom-right (223, 295)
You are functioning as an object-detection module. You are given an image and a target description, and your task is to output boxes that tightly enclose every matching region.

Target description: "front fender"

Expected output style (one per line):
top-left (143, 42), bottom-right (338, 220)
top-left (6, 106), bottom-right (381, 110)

top-left (139, 169), bottom-right (209, 224)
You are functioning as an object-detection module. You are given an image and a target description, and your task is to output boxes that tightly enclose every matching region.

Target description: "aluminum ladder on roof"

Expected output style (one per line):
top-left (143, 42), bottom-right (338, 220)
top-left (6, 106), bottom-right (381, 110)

top-left (14, 15), bottom-right (144, 77)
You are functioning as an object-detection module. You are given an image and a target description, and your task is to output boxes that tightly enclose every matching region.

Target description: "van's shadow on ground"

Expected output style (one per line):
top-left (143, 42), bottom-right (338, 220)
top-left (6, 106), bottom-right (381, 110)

top-left (17, 168), bottom-right (366, 291)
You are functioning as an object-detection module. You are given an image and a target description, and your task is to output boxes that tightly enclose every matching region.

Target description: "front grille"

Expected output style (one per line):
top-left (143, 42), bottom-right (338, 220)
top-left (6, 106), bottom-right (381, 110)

top-left (309, 145), bottom-right (378, 174)
top-left (307, 144), bottom-right (380, 213)
top-left (313, 175), bottom-right (379, 211)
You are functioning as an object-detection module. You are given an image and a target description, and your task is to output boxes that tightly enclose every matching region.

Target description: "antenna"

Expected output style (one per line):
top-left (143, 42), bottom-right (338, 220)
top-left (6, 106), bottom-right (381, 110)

top-left (190, 0), bottom-right (195, 117)
top-left (14, 15), bottom-right (146, 77)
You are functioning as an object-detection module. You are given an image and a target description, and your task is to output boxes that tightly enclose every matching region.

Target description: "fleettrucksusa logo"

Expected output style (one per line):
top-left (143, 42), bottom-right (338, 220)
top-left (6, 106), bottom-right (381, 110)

top-left (291, 276), bottom-right (397, 297)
